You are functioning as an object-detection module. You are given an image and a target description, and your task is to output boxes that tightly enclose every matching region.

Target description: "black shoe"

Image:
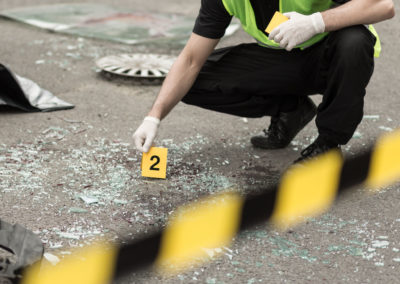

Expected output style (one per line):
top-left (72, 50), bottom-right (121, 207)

top-left (293, 137), bottom-right (342, 164)
top-left (251, 97), bottom-right (317, 149)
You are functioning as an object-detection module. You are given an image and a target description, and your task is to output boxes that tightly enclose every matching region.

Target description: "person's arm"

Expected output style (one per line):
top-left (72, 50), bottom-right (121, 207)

top-left (322, 0), bottom-right (395, 31)
top-left (133, 33), bottom-right (219, 152)
top-left (148, 33), bottom-right (219, 120)
top-left (269, 0), bottom-right (395, 51)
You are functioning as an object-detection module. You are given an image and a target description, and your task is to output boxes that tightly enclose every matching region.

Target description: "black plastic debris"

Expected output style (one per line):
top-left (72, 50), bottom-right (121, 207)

top-left (0, 219), bottom-right (44, 284)
top-left (0, 64), bottom-right (74, 112)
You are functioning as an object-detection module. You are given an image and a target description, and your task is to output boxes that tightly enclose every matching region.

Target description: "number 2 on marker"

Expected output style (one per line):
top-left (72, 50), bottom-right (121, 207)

top-left (141, 147), bottom-right (168, 179)
top-left (150, 155), bottom-right (160, 171)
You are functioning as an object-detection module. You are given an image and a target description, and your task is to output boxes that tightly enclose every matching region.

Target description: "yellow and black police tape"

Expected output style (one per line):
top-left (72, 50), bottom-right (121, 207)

top-left (22, 129), bottom-right (400, 284)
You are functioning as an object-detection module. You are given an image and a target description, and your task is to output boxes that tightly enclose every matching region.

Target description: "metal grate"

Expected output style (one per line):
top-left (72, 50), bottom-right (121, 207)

top-left (96, 53), bottom-right (176, 78)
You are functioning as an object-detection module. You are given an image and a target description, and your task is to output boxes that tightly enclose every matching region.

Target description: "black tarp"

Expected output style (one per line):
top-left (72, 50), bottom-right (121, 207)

top-left (0, 64), bottom-right (74, 112)
top-left (0, 219), bottom-right (43, 283)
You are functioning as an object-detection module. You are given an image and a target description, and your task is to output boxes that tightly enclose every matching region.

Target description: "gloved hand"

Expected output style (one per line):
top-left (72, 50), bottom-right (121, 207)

top-left (133, 116), bottom-right (160, 153)
top-left (269, 12), bottom-right (325, 51)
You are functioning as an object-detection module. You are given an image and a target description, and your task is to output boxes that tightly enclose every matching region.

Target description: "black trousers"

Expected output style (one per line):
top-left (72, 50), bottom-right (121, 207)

top-left (182, 25), bottom-right (376, 145)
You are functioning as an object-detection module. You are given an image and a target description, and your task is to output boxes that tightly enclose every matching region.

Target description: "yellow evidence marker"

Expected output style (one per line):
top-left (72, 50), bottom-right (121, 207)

top-left (141, 147), bottom-right (168, 179)
top-left (265, 11), bottom-right (289, 34)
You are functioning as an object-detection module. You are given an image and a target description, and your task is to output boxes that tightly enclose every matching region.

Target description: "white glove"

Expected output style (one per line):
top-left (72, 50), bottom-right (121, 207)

top-left (269, 12), bottom-right (325, 51)
top-left (133, 116), bottom-right (160, 153)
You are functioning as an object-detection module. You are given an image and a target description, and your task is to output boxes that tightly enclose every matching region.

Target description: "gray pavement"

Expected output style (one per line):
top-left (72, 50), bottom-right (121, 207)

top-left (0, 1), bottom-right (400, 283)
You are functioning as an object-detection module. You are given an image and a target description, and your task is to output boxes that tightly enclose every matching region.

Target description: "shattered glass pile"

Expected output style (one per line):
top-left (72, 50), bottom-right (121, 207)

top-left (0, 123), bottom-right (240, 253)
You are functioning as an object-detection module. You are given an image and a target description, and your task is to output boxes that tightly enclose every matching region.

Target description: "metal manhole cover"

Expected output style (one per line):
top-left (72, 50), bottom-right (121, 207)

top-left (96, 53), bottom-right (176, 78)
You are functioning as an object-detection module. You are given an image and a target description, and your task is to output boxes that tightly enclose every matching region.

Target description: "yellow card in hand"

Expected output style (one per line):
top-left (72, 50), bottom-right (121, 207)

top-left (265, 11), bottom-right (289, 34)
top-left (141, 147), bottom-right (168, 179)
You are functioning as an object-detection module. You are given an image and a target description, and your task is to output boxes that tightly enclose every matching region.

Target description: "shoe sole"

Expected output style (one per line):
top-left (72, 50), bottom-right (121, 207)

top-left (250, 136), bottom-right (291, 149)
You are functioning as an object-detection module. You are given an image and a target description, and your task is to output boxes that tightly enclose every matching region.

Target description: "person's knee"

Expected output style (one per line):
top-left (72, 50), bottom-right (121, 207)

top-left (181, 93), bottom-right (194, 105)
top-left (181, 92), bottom-right (199, 106)
top-left (181, 95), bottom-right (189, 104)
top-left (332, 26), bottom-right (376, 60)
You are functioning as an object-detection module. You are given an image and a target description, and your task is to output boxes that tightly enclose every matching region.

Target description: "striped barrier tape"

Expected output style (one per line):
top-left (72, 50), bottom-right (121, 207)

top-left (22, 129), bottom-right (400, 284)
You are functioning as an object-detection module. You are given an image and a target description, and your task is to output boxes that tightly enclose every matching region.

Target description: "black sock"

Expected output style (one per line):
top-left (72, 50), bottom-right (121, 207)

top-left (279, 97), bottom-right (299, 113)
top-left (315, 136), bottom-right (339, 147)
